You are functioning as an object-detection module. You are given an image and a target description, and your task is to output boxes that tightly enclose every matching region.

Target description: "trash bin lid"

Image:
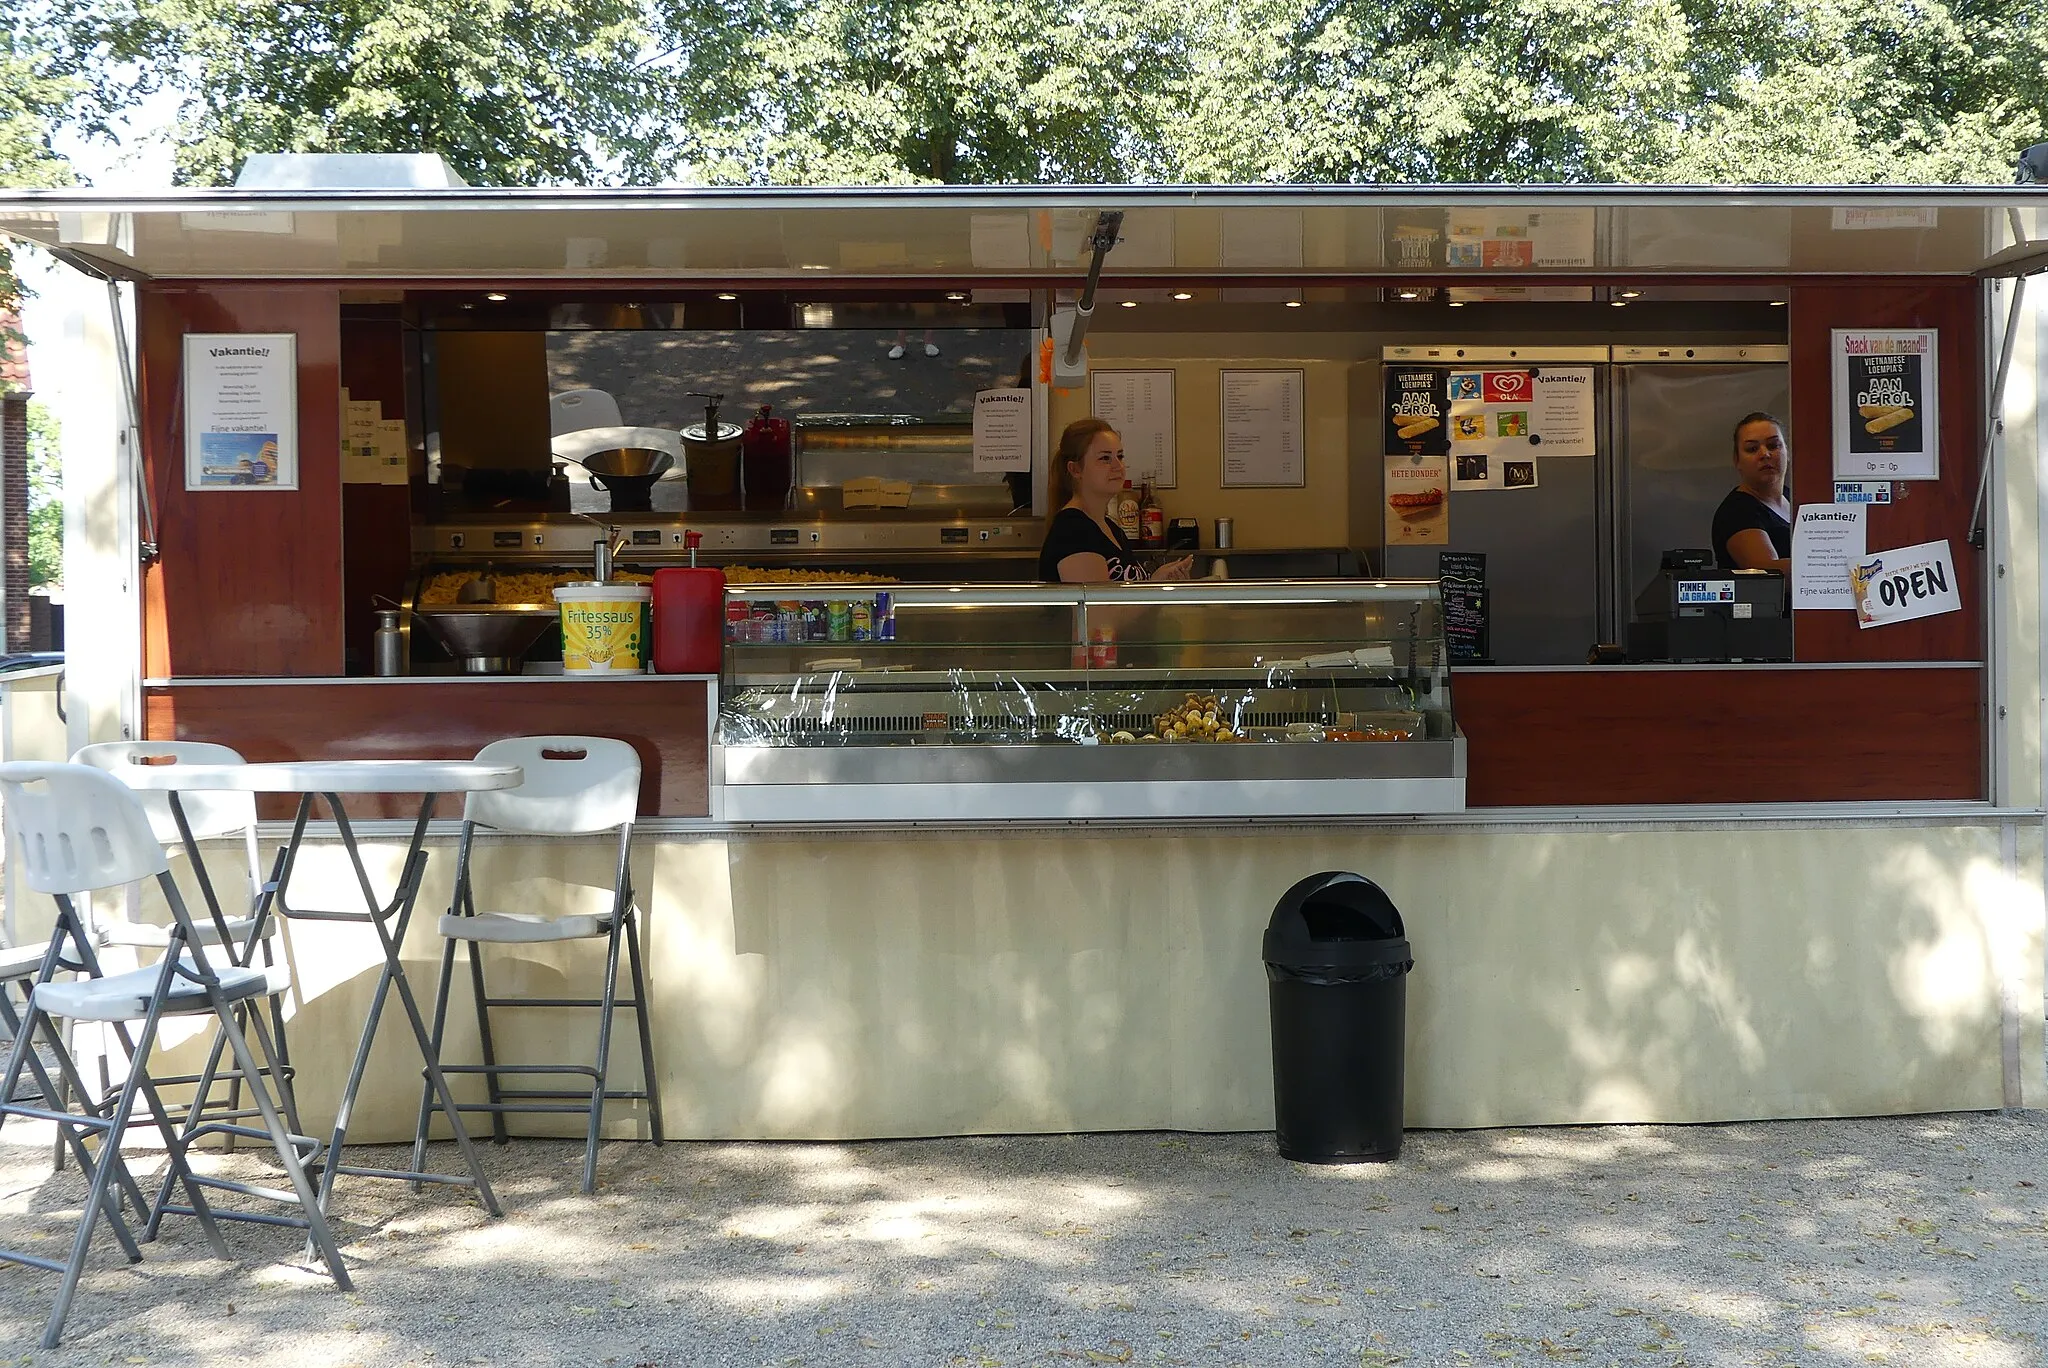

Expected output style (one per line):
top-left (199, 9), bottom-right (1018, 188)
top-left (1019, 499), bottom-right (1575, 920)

top-left (1264, 871), bottom-right (1412, 971)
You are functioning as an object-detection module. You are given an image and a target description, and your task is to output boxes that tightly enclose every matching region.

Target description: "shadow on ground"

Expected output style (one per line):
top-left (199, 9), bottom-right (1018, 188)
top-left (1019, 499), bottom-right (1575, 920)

top-left (3, 1115), bottom-right (2046, 1367)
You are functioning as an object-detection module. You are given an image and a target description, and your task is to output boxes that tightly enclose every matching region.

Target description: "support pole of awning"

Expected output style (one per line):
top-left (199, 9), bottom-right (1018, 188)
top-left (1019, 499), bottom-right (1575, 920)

top-left (1059, 211), bottom-right (1125, 370)
top-left (103, 277), bottom-right (157, 564)
top-left (1969, 272), bottom-right (2029, 549)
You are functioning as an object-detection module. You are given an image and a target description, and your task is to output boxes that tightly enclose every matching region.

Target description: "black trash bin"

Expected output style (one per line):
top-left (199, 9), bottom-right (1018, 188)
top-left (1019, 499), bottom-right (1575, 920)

top-left (1264, 871), bottom-right (1414, 1163)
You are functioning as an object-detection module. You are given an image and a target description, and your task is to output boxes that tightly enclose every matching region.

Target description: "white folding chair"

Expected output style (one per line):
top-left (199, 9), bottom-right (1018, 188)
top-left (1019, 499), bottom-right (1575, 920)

top-left (410, 736), bottom-right (662, 1193)
top-left (549, 388), bottom-right (624, 435)
top-left (71, 741), bottom-right (296, 1148)
top-left (0, 762), bottom-right (348, 1349)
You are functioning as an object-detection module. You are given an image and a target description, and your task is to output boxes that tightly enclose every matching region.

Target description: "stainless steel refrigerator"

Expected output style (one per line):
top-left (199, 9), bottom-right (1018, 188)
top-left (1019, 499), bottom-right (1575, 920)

top-left (1378, 343), bottom-right (1789, 664)
top-left (1610, 345), bottom-right (1791, 633)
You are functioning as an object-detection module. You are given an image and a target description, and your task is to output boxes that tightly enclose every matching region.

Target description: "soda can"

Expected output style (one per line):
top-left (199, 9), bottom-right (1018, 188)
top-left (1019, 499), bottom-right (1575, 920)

top-left (826, 600), bottom-right (852, 642)
top-left (802, 600), bottom-right (829, 641)
top-left (872, 592), bottom-right (894, 642)
top-left (850, 598), bottom-right (874, 642)
top-left (1088, 626), bottom-right (1118, 668)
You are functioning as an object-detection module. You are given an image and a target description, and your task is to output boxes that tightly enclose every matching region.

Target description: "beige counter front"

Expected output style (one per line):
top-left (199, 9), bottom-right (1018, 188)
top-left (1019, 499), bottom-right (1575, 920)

top-left (132, 814), bottom-right (2044, 1143)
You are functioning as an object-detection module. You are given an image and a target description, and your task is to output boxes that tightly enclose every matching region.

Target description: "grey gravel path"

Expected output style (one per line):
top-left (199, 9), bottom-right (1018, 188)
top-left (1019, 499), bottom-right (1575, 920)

top-left (4, 1114), bottom-right (2046, 1366)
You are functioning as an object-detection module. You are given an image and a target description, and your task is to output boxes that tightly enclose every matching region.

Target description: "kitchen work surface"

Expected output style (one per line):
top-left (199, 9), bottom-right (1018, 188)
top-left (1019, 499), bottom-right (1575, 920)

top-left (1, 1115), bottom-right (2045, 1366)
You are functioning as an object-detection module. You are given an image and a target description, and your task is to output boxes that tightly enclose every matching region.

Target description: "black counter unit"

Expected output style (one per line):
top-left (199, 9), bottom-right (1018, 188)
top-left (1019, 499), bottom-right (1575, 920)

top-left (1627, 550), bottom-right (1790, 663)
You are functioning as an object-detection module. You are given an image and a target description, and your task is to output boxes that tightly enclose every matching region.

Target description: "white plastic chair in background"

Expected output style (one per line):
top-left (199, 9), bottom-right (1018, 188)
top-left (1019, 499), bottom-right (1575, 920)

top-left (0, 761), bottom-right (348, 1349)
top-left (411, 735), bottom-right (663, 1193)
top-left (550, 388), bottom-right (624, 435)
top-left (70, 741), bottom-right (296, 1143)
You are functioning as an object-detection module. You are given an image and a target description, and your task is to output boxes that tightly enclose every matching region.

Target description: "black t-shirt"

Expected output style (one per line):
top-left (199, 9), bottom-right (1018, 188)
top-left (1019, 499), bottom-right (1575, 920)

top-left (1038, 507), bottom-right (1148, 581)
top-left (1711, 489), bottom-right (1792, 570)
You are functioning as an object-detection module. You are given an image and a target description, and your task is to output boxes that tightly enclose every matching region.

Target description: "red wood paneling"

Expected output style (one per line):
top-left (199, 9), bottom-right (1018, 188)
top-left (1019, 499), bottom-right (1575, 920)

top-left (1459, 667), bottom-right (1982, 806)
top-left (140, 285), bottom-right (345, 677)
top-left (1788, 280), bottom-right (1982, 663)
top-left (143, 681), bottom-right (711, 818)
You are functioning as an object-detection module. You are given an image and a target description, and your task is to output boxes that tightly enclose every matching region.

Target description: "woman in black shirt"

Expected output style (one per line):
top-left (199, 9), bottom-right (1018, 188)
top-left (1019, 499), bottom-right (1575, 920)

top-left (1711, 411), bottom-right (1793, 574)
top-left (1038, 418), bottom-right (1193, 582)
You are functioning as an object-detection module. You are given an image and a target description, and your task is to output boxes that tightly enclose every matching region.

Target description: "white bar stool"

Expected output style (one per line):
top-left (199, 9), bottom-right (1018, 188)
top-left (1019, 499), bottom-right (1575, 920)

top-left (410, 736), bottom-right (663, 1193)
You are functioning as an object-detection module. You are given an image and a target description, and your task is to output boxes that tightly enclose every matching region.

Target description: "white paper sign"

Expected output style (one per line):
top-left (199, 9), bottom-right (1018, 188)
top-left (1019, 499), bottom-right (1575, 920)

top-left (1853, 539), bottom-right (1961, 629)
top-left (1530, 369), bottom-right (1595, 456)
top-left (969, 213), bottom-right (1032, 269)
top-left (971, 388), bottom-right (1032, 473)
top-left (374, 418), bottom-right (410, 485)
top-left (184, 332), bottom-right (298, 490)
top-left (1791, 504), bottom-right (1867, 611)
top-left (1090, 370), bottom-right (1176, 487)
top-left (1220, 369), bottom-right (1305, 488)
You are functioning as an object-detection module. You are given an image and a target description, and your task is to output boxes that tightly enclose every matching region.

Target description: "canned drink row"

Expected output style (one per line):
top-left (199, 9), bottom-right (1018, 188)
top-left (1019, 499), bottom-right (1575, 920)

top-left (724, 594), bottom-right (895, 644)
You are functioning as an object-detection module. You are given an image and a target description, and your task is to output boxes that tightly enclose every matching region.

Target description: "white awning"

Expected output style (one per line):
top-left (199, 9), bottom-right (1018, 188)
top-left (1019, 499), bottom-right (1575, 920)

top-left (1, 184), bottom-right (2043, 282)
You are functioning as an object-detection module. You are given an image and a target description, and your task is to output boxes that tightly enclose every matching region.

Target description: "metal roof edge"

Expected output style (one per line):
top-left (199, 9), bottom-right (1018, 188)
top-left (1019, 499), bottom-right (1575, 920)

top-left (1, 182), bottom-right (2045, 215)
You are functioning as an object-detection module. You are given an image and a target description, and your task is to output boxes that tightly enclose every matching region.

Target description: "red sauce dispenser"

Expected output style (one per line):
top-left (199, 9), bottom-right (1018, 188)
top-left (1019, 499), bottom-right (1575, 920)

top-left (652, 531), bottom-right (727, 674)
top-left (740, 404), bottom-right (793, 512)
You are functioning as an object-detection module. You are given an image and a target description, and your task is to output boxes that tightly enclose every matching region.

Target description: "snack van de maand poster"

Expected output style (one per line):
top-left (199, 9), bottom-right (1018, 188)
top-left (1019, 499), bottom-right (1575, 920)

top-left (1385, 453), bottom-right (1448, 544)
top-left (184, 332), bottom-right (299, 490)
top-left (1832, 329), bottom-right (1938, 481)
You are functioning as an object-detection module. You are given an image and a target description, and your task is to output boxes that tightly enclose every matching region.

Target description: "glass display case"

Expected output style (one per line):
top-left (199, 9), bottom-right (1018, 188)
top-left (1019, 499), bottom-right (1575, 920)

top-left (717, 580), bottom-right (1465, 821)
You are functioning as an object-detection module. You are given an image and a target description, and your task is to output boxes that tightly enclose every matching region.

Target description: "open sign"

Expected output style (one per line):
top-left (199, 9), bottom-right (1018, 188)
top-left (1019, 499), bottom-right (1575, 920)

top-left (1854, 539), bottom-right (1960, 629)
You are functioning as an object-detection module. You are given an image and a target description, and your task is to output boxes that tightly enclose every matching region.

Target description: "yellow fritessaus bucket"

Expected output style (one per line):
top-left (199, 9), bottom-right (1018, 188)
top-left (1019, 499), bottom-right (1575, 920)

top-left (554, 583), bottom-right (652, 673)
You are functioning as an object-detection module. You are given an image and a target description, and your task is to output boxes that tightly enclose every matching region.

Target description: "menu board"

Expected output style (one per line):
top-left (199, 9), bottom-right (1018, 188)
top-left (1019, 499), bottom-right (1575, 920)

top-left (1090, 369), bottom-right (1176, 486)
top-left (1220, 369), bottom-right (1305, 487)
top-left (1833, 329), bottom-right (1939, 480)
top-left (184, 332), bottom-right (298, 490)
top-left (1438, 551), bottom-right (1489, 662)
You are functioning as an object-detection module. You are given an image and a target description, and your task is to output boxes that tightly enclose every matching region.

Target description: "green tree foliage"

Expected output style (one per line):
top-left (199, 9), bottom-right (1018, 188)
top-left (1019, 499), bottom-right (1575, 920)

top-left (59, 0), bottom-right (655, 186)
top-left (25, 399), bottom-right (61, 591)
top-left (630, 0), bottom-right (1193, 184)
top-left (0, 27), bottom-right (76, 313)
top-left (21, 0), bottom-right (2048, 191)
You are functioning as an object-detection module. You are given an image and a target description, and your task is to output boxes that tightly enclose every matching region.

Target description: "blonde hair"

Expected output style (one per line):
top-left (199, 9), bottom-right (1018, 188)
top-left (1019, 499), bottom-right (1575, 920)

top-left (1051, 417), bottom-right (1118, 507)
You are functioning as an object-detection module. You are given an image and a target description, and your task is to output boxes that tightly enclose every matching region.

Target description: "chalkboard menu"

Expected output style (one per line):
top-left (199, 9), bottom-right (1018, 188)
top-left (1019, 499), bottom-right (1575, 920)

top-left (1438, 551), bottom-right (1489, 663)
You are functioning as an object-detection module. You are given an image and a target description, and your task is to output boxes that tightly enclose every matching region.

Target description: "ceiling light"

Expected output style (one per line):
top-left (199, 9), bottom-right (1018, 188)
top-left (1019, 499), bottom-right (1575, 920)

top-left (1446, 300), bottom-right (1465, 308)
top-left (1618, 289), bottom-right (1643, 299)
top-left (1610, 299), bottom-right (1629, 308)
top-left (1119, 300), bottom-right (1138, 308)
top-left (1396, 289), bottom-right (1420, 300)
top-left (715, 292), bottom-right (738, 302)
top-left (484, 292), bottom-right (507, 302)
top-left (1284, 300), bottom-right (1303, 309)
top-left (1171, 290), bottom-right (1194, 301)
top-left (1769, 299), bottom-right (1787, 307)
top-left (945, 291), bottom-right (968, 301)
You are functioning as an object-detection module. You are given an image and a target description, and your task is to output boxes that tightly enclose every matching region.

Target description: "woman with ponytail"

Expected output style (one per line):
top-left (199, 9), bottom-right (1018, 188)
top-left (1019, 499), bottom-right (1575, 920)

top-left (1037, 418), bottom-right (1192, 583)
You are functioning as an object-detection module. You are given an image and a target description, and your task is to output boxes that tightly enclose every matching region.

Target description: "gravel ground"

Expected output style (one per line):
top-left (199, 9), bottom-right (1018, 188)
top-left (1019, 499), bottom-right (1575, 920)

top-left (3, 1114), bottom-right (2047, 1367)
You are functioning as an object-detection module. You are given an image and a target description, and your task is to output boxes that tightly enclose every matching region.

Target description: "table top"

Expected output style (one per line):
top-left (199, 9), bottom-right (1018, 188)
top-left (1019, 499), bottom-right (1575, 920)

top-left (113, 759), bottom-right (524, 794)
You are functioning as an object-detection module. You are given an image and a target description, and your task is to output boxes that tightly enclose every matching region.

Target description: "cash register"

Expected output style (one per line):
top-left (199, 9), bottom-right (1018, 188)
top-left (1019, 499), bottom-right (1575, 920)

top-left (1627, 549), bottom-right (1791, 663)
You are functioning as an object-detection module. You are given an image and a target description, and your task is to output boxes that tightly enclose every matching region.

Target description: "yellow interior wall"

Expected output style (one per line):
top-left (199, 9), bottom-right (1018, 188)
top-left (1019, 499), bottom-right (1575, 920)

top-left (1047, 330), bottom-right (1371, 550)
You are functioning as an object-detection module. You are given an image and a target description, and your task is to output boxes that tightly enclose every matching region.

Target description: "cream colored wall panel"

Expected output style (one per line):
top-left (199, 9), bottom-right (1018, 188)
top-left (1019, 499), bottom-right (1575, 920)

top-left (104, 821), bottom-right (2040, 1144)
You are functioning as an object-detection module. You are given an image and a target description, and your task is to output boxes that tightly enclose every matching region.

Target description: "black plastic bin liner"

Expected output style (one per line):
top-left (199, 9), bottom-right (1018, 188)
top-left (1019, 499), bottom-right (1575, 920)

top-left (1264, 872), bottom-right (1414, 1162)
